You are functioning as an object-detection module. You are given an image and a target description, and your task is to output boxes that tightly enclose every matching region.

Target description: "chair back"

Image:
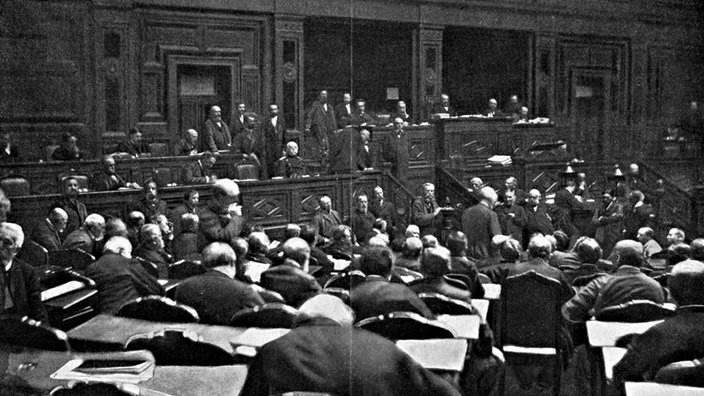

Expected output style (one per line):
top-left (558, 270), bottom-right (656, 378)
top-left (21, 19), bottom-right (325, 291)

top-left (323, 270), bottom-right (366, 290)
top-left (594, 300), bottom-right (676, 323)
top-left (125, 329), bottom-right (233, 366)
top-left (235, 163), bottom-right (259, 180)
top-left (168, 260), bottom-right (205, 280)
top-left (16, 240), bottom-right (49, 267)
top-left (501, 270), bottom-right (563, 348)
top-left (0, 315), bottom-right (71, 351)
top-left (58, 174), bottom-right (90, 193)
top-left (153, 167), bottom-right (179, 187)
top-left (571, 272), bottom-right (606, 287)
top-left (230, 303), bottom-right (299, 329)
top-left (0, 175), bottom-right (30, 196)
top-left (355, 311), bottom-right (456, 340)
top-left (148, 143), bottom-right (168, 157)
top-left (418, 292), bottom-right (477, 316)
top-left (117, 296), bottom-right (200, 323)
top-left (654, 358), bottom-right (704, 387)
top-left (136, 257), bottom-right (159, 279)
top-left (48, 249), bottom-right (96, 271)
top-left (322, 287), bottom-right (350, 305)
top-left (477, 273), bottom-right (492, 284)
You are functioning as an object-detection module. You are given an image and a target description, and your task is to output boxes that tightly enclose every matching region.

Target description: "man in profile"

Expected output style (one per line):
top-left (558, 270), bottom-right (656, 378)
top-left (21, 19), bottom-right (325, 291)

top-left (432, 93), bottom-right (456, 116)
top-left (182, 151), bottom-right (218, 185)
top-left (30, 207), bottom-right (67, 252)
top-left (63, 213), bottom-right (105, 257)
top-left (312, 195), bottom-right (342, 244)
top-left (202, 105), bottom-right (231, 152)
top-left (174, 129), bottom-right (199, 156)
top-left (274, 141), bottom-right (306, 179)
top-left (51, 176), bottom-right (87, 236)
top-left (91, 155), bottom-right (140, 191)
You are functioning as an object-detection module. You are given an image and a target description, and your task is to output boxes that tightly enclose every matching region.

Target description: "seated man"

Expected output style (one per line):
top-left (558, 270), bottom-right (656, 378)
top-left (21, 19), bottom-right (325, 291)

top-left (274, 141), bottom-right (306, 179)
top-left (562, 240), bottom-right (664, 323)
top-left (350, 194), bottom-right (375, 245)
top-left (394, 236), bottom-right (423, 272)
top-left (171, 213), bottom-right (199, 261)
top-left (30, 207), bottom-right (67, 252)
top-left (51, 132), bottom-right (83, 161)
top-left (259, 237), bottom-right (321, 307)
top-left (613, 259), bottom-right (704, 386)
top-left (350, 246), bottom-right (433, 322)
top-left (445, 230), bottom-right (485, 298)
top-left (637, 227), bottom-right (663, 260)
top-left (312, 195), bottom-right (342, 244)
top-left (322, 225), bottom-right (356, 261)
top-left (85, 236), bottom-right (164, 314)
top-left (560, 237), bottom-right (608, 285)
top-left (197, 179), bottom-right (244, 250)
top-left (134, 223), bottom-right (172, 279)
top-left (0, 131), bottom-right (19, 162)
top-left (130, 181), bottom-right (170, 221)
top-left (115, 127), bottom-right (150, 157)
top-left (410, 246), bottom-right (472, 303)
top-left (90, 155), bottom-right (140, 191)
top-left (388, 100), bottom-right (414, 126)
top-left (0, 222), bottom-right (48, 321)
top-left (239, 294), bottom-right (462, 396)
top-left (62, 213), bottom-right (105, 257)
top-left (174, 129), bottom-right (200, 156)
top-left (484, 98), bottom-right (503, 118)
top-left (174, 242), bottom-right (264, 325)
top-left (182, 151), bottom-right (217, 185)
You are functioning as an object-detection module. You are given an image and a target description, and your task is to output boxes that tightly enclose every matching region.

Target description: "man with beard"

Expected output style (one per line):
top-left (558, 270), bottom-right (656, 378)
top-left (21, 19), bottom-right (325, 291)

top-left (182, 151), bottom-right (218, 185)
top-left (370, 186), bottom-right (396, 232)
top-left (30, 207), bottom-right (67, 252)
top-left (130, 181), bottom-right (170, 221)
top-left (305, 90), bottom-right (336, 172)
top-left (274, 141), bottom-right (306, 179)
top-left (63, 213), bottom-right (105, 257)
top-left (170, 189), bottom-right (199, 236)
top-left (383, 117), bottom-right (410, 184)
top-left (91, 155), bottom-right (140, 191)
top-left (495, 190), bottom-right (526, 243)
top-left (174, 128), bottom-right (200, 156)
top-left (334, 92), bottom-right (353, 129)
top-left (411, 183), bottom-right (441, 237)
top-left (51, 176), bottom-right (88, 236)
top-left (115, 127), bottom-right (150, 157)
top-left (232, 115), bottom-right (263, 174)
top-left (262, 103), bottom-right (286, 178)
top-left (202, 105), bottom-right (231, 152)
top-left (312, 195), bottom-right (342, 244)
top-left (134, 223), bottom-right (172, 279)
top-left (350, 194), bottom-right (375, 245)
top-left (622, 190), bottom-right (654, 240)
top-left (592, 189), bottom-right (624, 257)
top-left (197, 179), bottom-right (244, 250)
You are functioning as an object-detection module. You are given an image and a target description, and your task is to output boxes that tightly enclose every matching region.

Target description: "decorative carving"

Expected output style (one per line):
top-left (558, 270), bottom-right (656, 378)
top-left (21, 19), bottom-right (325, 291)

top-left (103, 58), bottom-right (121, 79)
top-left (283, 62), bottom-right (298, 83)
top-left (250, 198), bottom-right (285, 220)
top-left (425, 68), bottom-right (438, 86)
top-left (419, 29), bottom-right (443, 42)
top-left (276, 21), bottom-right (304, 35)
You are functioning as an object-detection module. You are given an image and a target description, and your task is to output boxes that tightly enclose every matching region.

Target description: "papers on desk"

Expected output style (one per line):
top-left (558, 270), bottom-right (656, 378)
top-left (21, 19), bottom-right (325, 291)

top-left (396, 339), bottom-right (468, 371)
top-left (586, 320), bottom-right (663, 347)
top-left (330, 256), bottom-right (351, 271)
top-left (436, 315), bottom-right (481, 339)
top-left (41, 280), bottom-right (85, 302)
top-left (51, 351), bottom-right (155, 384)
top-left (487, 155), bottom-right (512, 166)
top-left (230, 328), bottom-right (290, 348)
top-left (244, 262), bottom-right (271, 283)
top-left (470, 299), bottom-right (490, 320)
top-left (602, 346), bottom-right (626, 381)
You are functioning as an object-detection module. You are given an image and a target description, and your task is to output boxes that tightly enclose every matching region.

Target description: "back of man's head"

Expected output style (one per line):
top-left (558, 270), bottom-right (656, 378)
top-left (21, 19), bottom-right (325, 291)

top-left (248, 232), bottom-right (270, 255)
top-left (691, 238), bottom-right (704, 260)
top-left (48, 207), bottom-right (68, 225)
top-left (421, 247), bottom-right (452, 277)
top-left (213, 179), bottom-right (240, 198)
top-left (668, 259), bottom-right (704, 306)
top-left (103, 236), bottom-right (132, 258)
top-left (298, 224), bottom-right (316, 245)
top-left (446, 230), bottom-right (468, 256)
top-left (359, 246), bottom-right (393, 277)
top-left (402, 237), bottom-right (423, 259)
top-left (180, 213), bottom-right (199, 233)
top-left (609, 240), bottom-right (645, 268)
top-left (283, 237), bottom-right (311, 266)
top-left (284, 224), bottom-right (301, 240)
top-left (479, 186), bottom-right (498, 206)
top-left (297, 294), bottom-right (355, 326)
top-left (574, 237), bottom-right (602, 264)
top-left (668, 243), bottom-right (692, 266)
top-left (84, 213), bottom-right (105, 228)
top-left (553, 230), bottom-right (570, 252)
top-left (500, 238), bottom-right (522, 262)
top-left (105, 217), bottom-right (127, 239)
top-left (202, 242), bottom-right (237, 269)
top-left (421, 235), bottom-right (438, 249)
top-left (528, 235), bottom-right (553, 259)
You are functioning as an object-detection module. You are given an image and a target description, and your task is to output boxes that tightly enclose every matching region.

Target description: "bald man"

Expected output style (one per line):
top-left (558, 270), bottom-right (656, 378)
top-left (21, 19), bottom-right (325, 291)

top-left (202, 105), bottom-right (231, 152)
top-left (174, 129), bottom-right (199, 156)
top-left (31, 207), bottom-right (68, 252)
top-left (461, 186), bottom-right (502, 259)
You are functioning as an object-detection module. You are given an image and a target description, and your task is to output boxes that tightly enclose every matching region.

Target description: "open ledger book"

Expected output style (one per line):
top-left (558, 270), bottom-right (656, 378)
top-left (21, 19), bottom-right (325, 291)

top-left (51, 350), bottom-right (155, 384)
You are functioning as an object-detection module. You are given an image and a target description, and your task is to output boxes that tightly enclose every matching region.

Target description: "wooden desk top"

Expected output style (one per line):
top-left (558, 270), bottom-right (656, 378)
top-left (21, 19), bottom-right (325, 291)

top-left (67, 314), bottom-right (246, 354)
top-left (0, 347), bottom-right (247, 396)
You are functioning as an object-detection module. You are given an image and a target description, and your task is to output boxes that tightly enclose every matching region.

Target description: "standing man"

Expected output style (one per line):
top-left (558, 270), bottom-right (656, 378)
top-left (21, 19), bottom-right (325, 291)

top-left (334, 93), bottom-right (353, 129)
top-left (411, 183), bottom-right (441, 237)
top-left (495, 190), bottom-right (527, 243)
top-left (484, 98), bottom-right (502, 118)
top-left (592, 189), bottom-right (624, 257)
top-left (202, 105), bottom-right (231, 152)
top-left (462, 187), bottom-right (502, 259)
top-left (174, 129), bottom-right (199, 156)
top-left (230, 101), bottom-right (247, 138)
top-left (370, 186), bottom-right (396, 232)
top-left (524, 189), bottom-right (554, 245)
top-left (130, 181), bottom-right (170, 221)
top-left (52, 176), bottom-right (88, 236)
top-left (383, 117), bottom-right (410, 184)
top-left (232, 115), bottom-right (263, 174)
top-left (305, 90), bottom-right (336, 172)
top-left (622, 190), bottom-right (654, 240)
top-left (262, 103), bottom-right (286, 178)
top-left (170, 190), bottom-right (199, 237)
top-left (554, 179), bottom-right (584, 239)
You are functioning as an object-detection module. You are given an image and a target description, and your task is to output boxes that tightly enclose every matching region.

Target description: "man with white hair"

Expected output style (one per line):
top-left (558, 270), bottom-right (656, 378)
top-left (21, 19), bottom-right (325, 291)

top-left (175, 242), bottom-right (264, 325)
top-left (197, 179), bottom-right (244, 250)
top-left (666, 227), bottom-right (686, 246)
top-left (484, 98), bottom-right (502, 117)
top-left (411, 183), bottom-right (441, 237)
top-left (240, 293), bottom-right (461, 396)
top-left (174, 128), bottom-right (199, 156)
top-left (31, 207), bottom-right (68, 252)
top-left (134, 223), bottom-right (172, 279)
top-left (509, 235), bottom-right (574, 301)
top-left (202, 105), bottom-right (231, 152)
top-left (637, 227), bottom-right (662, 259)
top-left (274, 141), bottom-right (306, 178)
top-left (85, 236), bottom-right (164, 314)
top-left (312, 195), bottom-right (342, 244)
top-left (62, 213), bottom-right (105, 256)
top-left (462, 186), bottom-right (502, 259)
top-left (0, 222), bottom-right (47, 321)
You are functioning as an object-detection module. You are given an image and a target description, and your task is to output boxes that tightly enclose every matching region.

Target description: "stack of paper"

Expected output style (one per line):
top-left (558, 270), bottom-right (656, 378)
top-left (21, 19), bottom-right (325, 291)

top-left (41, 280), bottom-right (85, 302)
top-left (487, 155), bottom-right (512, 166)
top-left (51, 353), bottom-right (155, 384)
top-left (396, 339), bottom-right (468, 371)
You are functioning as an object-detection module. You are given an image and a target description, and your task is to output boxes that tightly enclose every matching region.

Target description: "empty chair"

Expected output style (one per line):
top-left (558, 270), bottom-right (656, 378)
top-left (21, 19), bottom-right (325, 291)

top-left (500, 270), bottom-right (567, 396)
top-left (16, 240), bottom-right (49, 267)
top-left (417, 292), bottom-right (477, 316)
top-left (48, 249), bottom-right (95, 271)
top-left (116, 296), bottom-right (200, 323)
top-left (355, 311), bottom-right (455, 340)
top-left (153, 167), bottom-right (178, 187)
top-left (125, 329), bottom-right (234, 366)
top-left (235, 163), bottom-right (259, 180)
top-left (477, 273), bottom-right (492, 284)
top-left (594, 300), bottom-right (676, 323)
top-left (0, 175), bottom-right (30, 197)
top-left (230, 303), bottom-right (299, 329)
top-left (168, 260), bottom-right (205, 280)
top-left (0, 315), bottom-right (71, 351)
top-left (323, 270), bottom-right (366, 290)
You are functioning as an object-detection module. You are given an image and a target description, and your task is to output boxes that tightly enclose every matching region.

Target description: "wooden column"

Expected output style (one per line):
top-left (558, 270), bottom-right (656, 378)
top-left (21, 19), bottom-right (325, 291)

top-left (274, 15), bottom-right (304, 132)
top-left (415, 25), bottom-right (443, 122)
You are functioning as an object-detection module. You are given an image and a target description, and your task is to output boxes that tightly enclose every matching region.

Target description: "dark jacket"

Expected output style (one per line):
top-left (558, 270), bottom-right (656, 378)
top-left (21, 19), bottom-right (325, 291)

top-left (410, 276), bottom-right (472, 303)
top-left (171, 232), bottom-right (199, 261)
top-left (130, 198), bottom-right (170, 221)
top-left (51, 197), bottom-right (88, 237)
top-left (259, 259), bottom-right (322, 307)
top-left (0, 258), bottom-right (48, 322)
top-left (90, 172), bottom-right (126, 192)
top-left (461, 203), bottom-right (502, 259)
top-left (30, 218), bottom-right (62, 252)
top-left (350, 276), bottom-right (433, 322)
top-left (202, 118), bottom-right (231, 152)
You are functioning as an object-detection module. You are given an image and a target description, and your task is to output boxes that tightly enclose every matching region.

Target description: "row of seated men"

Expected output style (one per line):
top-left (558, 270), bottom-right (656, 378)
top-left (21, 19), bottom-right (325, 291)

top-left (3, 174), bottom-right (704, 393)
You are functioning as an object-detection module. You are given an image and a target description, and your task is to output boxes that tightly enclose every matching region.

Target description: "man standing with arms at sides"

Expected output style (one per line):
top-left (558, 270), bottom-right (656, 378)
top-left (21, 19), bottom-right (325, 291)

top-left (305, 90), bottom-right (336, 173)
top-left (262, 103), bottom-right (286, 178)
top-left (384, 117), bottom-right (410, 184)
top-left (202, 105), bottom-right (231, 152)
top-left (52, 176), bottom-right (88, 236)
top-left (370, 186), bottom-right (396, 232)
top-left (412, 183), bottom-right (441, 237)
top-left (334, 92), bottom-right (353, 129)
top-left (462, 187), bottom-right (502, 259)
top-left (524, 189), bottom-right (554, 246)
top-left (350, 194), bottom-right (375, 245)
top-left (230, 101), bottom-right (247, 138)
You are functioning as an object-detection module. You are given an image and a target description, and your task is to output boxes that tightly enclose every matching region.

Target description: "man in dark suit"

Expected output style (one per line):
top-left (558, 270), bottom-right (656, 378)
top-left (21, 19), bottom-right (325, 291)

top-left (130, 181), bottom-right (170, 221)
top-left (0, 222), bottom-right (48, 321)
top-left (412, 183), bottom-right (441, 237)
top-left (30, 207), bottom-right (67, 252)
top-left (232, 115), bottom-right (264, 175)
top-left (329, 125), bottom-right (360, 174)
top-left (462, 187), bottom-right (502, 259)
top-left (51, 176), bottom-right (88, 236)
top-left (274, 141), bottom-right (306, 179)
top-left (202, 105), bottom-right (231, 152)
top-left (334, 92), bottom-right (353, 129)
top-left (351, 99), bottom-right (374, 126)
top-left (229, 101), bottom-right (247, 138)
top-left (495, 190), bottom-right (527, 243)
top-left (63, 213), bottom-right (105, 257)
top-left (91, 155), bottom-right (140, 191)
top-left (431, 93), bottom-right (456, 116)
top-left (446, 230), bottom-right (486, 297)
top-left (622, 190), bottom-right (654, 240)
top-left (134, 223), bottom-right (172, 279)
top-left (115, 127), bottom-right (150, 157)
top-left (613, 259), bottom-right (704, 387)
top-left (524, 189), bottom-right (555, 245)
top-left (350, 246), bottom-right (433, 322)
top-left (370, 186), bottom-right (396, 231)
top-left (175, 242), bottom-right (263, 325)
top-left (261, 103), bottom-right (286, 178)
top-left (484, 98), bottom-right (503, 118)
top-left (169, 189), bottom-right (199, 237)
top-left (383, 117), bottom-right (410, 184)
top-left (349, 194), bottom-right (375, 245)
top-left (305, 90), bottom-right (336, 168)
top-left (85, 236), bottom-right (164, 314)
top-left (240, 294), bottom-right (462, 396)
top-left (356, 129), bottom-right (373, 170)
top-left (259, 237), bottom-right (321, 307)
top-left (504, 95), bottom-right (522, 118)
top-left (197, 179), bottom-right (244, 250)
top-left (508, 235), bottom-right (574, 302)
top-left (173, 129), bottom-right (199, 156)
top-left (554, 179), bottom-right (584, 238)
top-left (410, 246), bottom-right (472, 302)
top-left (312, 195), bottom-right (342, 244)
top-left (389, 100), bottom-right (414, 125)
top-left (181, 152), bottom-right (217, 185)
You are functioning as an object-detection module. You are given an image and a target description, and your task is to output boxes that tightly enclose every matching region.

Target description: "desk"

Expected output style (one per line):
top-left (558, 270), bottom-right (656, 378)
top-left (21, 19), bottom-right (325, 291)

top-left (625, 381), bottom-right (704, 396)
top-left (68, 314), bottom-right (246, 354)
top-left (0, 347), bottom-right (247, 396)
